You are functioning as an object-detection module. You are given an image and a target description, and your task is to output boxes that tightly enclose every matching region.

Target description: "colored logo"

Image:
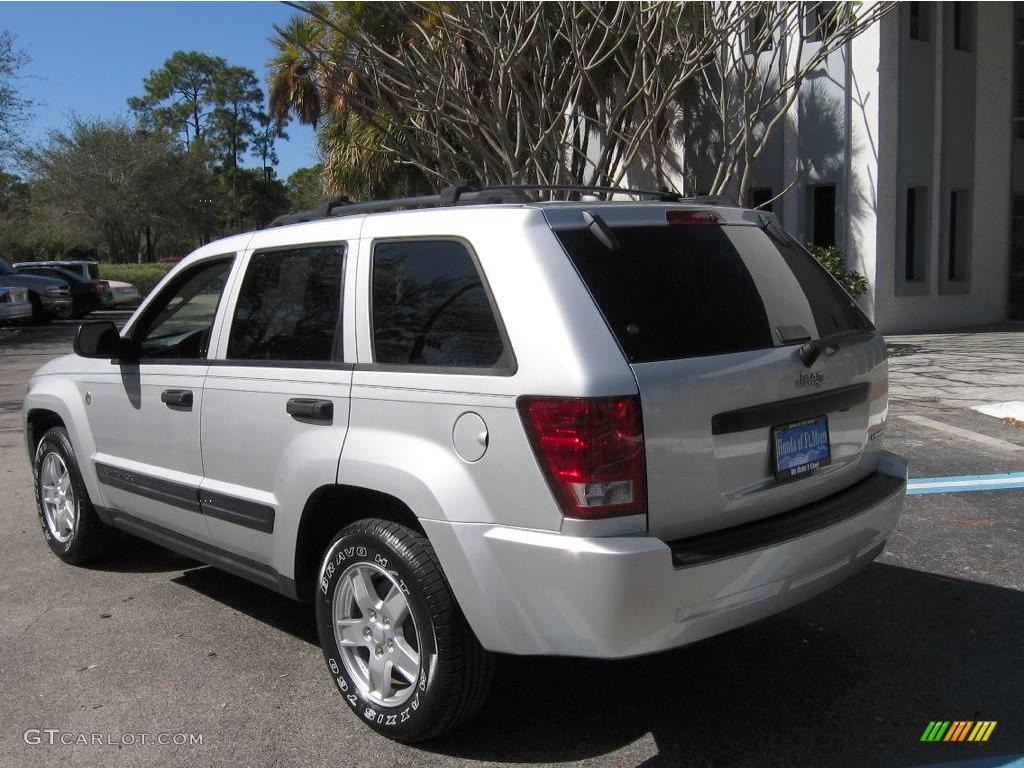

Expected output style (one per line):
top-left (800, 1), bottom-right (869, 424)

top-left (920, 721), bottom-right (997, 742)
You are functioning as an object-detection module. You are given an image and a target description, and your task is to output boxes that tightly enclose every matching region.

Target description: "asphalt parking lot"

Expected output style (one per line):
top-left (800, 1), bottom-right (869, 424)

top-left (1, 318), bottom-right (1022, 768)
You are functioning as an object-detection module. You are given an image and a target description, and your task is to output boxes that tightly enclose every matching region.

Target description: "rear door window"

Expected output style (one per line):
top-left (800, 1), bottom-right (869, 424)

top-left (371, 240), bottom-right (511, 371)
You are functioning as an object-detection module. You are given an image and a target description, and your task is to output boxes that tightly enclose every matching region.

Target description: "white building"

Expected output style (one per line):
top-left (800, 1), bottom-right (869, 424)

top-left (665, 1), bottom-right (1021, 333)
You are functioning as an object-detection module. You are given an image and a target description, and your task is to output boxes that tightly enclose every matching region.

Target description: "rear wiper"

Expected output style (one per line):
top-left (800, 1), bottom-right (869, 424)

top-left (582, 210), bottom-right (621, 252)
top-left (776, 324), bottom-right (811, 344)
top-left (755, 211), bottom-right (788, 245)
top-left (798, 329), bottom-right (877, 367)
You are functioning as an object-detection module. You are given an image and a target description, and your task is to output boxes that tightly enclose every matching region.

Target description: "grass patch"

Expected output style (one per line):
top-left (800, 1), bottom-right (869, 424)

top-left (99, 263), bottom-right (174, 297)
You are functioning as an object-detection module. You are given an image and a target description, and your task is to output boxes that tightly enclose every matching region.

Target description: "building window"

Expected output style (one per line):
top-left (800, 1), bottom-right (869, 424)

top-left (953, 2), bottom-right (972, 51)
top-left (1016, 17), bottom-right (1024, 138)
top-left (904, 186), bottom-right (928, 283)
top-left (908, 2), bottom-right (930, 42)
top-left (805, 2), bottom-right (840, 42)
top-left (745, 8), bottom-right (774, 53)
top-left (947, 189), bottom-right (970, 282)
top-left (809, 184), bottom-right (836, 248)
top-left (1011, 194), bottom-right (1024, 319)
top-left (749, 187), bottom-right (774, 211)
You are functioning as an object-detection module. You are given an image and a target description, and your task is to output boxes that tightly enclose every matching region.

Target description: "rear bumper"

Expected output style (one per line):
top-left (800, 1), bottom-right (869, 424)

top-left (424, 451), bottom-right (907, 658)
top-left (111, 290), bottom-right (140, 306)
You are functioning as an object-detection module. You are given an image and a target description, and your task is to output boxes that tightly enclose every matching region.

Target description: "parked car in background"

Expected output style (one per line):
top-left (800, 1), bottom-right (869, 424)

top-left (13, 265), bottom-right (112, 318)
top-left (14, 259), bottom-right (101, 281)
top-left (0, 258), bottom-right (72, 322)
top-left (103, 279), bottom-right (141, 307)
top-left (0, 284), bottom-right (32, 324)
top-left (12, 260), bottom-right (141, 308)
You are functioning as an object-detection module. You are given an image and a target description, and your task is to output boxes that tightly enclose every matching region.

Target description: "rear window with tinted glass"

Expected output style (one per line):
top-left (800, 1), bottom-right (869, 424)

top-left (765, 227), bottom-right (874, 338)
top-left (555, 221), bottom-right (871, 363)
top-left (556, 224), bottom-right (773, 362)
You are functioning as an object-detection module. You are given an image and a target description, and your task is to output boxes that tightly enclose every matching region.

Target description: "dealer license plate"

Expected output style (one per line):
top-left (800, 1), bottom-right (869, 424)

top-left (771, 416), bottom-right (831, 481)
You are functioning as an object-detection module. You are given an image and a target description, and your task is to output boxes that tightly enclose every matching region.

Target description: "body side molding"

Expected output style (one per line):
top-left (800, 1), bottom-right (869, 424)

top-left (95, 462), bottom-right (276, 533)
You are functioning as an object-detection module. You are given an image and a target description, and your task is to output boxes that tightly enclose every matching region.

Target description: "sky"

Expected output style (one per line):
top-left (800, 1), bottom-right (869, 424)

top-left (3, 1), bottom-right (318, 179)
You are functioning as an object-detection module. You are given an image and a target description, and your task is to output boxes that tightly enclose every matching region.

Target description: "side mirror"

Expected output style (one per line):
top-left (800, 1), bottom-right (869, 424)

top-left (74, 321), bottom-right (125, 359)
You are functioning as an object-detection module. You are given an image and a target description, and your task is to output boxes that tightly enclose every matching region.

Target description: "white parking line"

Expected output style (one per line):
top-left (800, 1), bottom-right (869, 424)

top-left (897, 413), bottom-right (1024, 452)
top-left (972, 401), bottom-right (1024, 422)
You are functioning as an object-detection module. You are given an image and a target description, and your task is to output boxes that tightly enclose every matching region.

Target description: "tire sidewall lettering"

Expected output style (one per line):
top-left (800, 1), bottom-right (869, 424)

top-left (316, 530), bottom-right (440, 734)
top-left (33, 436), bottom-right (78, 555)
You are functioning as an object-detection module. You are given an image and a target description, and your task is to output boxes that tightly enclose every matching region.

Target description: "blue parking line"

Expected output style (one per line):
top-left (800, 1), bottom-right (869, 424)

top-left (910, 756), bottom-right (1024, 768)
top-left (907, 470), bottom-right (1024, 495)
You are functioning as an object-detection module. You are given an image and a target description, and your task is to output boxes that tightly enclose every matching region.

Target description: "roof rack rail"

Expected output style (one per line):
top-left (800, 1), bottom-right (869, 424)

top-left (686, 194), bottom-right (739, 207)
top-left (466, 184), bottom-right (682, 203)
top-left (270, 197), bottom-right (353, 227)
top-left (268, 183), bottom-right (685, 227)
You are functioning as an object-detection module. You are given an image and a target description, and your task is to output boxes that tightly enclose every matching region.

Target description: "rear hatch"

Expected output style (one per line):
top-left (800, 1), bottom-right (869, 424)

top-left (551, 207), bottom-right (888, 541)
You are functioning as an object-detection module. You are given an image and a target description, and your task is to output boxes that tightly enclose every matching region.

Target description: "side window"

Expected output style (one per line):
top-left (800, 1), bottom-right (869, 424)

top-left (371, 240), bottom-right (509, 370)
top-left (227, 245), bottom-right (345, 362)
top-left (136, 258), bottom-right (232, 360)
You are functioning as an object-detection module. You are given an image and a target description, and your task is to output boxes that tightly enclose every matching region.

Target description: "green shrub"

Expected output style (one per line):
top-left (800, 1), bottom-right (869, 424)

top-left (805, 244), bottom-right (868, 298)
top-left (99, 263), bottom-right (174, 298)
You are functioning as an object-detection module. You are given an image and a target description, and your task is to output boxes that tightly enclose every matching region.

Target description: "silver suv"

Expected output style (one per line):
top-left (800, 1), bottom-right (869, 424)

top-left (23, 185), bottom-right (906, 741)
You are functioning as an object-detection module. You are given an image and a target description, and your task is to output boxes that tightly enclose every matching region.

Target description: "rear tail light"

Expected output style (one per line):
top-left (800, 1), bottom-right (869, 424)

top-left (517, 395), bottom-right (646, 519)
top-left (91, 282), bottom-right (103, 294)
top-left (0, 292), bottom-right (10, 303)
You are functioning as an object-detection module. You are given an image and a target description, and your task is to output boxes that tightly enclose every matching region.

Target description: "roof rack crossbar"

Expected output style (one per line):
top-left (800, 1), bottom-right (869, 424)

top-left (269, 183), bottom-right (686, 226)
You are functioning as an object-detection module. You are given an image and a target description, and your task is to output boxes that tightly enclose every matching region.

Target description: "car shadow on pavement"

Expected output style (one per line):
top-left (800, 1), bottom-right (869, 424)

top-left (427, 562), bottom-right (1024, 767)
top-left (163, 560), bottom-right (1024, 767)
top-left (83, 533), bottom-right (201, 574)
top-left (172, 564), bottom-right (319, 645)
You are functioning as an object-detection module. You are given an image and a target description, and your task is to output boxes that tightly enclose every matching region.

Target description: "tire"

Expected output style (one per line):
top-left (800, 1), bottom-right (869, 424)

top-left (316, 519), bottom-right (494, 742)
top-left (28, 292), bottom-right (51, 324)
top-left (33, 427), bottom-right (114, 564)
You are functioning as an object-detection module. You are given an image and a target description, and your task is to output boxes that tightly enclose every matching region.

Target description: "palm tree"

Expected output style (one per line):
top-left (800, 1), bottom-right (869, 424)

top-left (268, 7), bottom-right (429, 199)
top-left (268, 14), bottom-right (327, 128)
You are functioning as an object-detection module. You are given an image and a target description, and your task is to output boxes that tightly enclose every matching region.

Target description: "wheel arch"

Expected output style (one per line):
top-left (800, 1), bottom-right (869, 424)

top-left (25, 408), bottom-right (66, 460)
top-left (23, 384), bottom-right (103, 505)
top-left (292, 484), bottom-right (426, 602)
